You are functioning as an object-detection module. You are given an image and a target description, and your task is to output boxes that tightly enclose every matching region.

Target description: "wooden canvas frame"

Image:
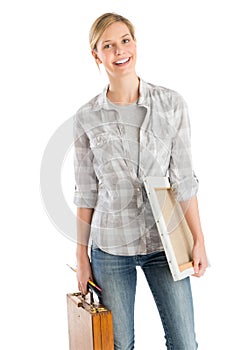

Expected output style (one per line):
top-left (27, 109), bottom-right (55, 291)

top-left (143, 176), bottom-right (194, 281)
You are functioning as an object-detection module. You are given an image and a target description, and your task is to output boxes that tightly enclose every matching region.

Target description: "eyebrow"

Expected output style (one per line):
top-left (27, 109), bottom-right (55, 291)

top-left (102, 34), bottom-right (130, 44)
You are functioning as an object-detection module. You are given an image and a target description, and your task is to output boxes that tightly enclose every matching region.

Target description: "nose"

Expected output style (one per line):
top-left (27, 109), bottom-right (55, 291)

top-left (114, 44), bottom-right (124, 55)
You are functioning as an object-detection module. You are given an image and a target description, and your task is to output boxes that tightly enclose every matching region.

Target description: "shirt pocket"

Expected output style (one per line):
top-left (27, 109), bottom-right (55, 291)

top-left (89, 132), bottom-right (110, 148)
top-left (145, 131), bottom-right (171, 156)
top-left (89, 131), bottom-right (125, 171)
top-left (141, 131), bottom-right (172, 172)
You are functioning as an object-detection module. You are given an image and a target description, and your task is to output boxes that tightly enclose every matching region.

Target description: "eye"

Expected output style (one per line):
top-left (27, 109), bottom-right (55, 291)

top-left (123, 38), bottom-right (130, 44)
top-left (103, 44), bottom-right (112, 49)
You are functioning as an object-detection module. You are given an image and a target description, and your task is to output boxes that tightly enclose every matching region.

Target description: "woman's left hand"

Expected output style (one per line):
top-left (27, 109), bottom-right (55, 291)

top-left (192, 241), bottom-right (209, 277)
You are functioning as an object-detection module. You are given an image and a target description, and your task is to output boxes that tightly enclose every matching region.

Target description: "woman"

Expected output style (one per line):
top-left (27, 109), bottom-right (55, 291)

top-left (73, 12), bottom-right (208, 350)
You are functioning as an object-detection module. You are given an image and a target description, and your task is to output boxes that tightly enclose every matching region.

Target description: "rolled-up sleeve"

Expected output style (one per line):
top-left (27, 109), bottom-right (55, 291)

top-left (169, 94), bottom-right (199, 201)
top-left (73, 112), bottom-right (98, 208)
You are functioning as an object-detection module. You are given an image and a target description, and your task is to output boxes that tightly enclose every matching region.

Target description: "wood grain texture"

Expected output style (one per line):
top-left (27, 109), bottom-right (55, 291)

top-left (67, 294), bottom-right (114, 350)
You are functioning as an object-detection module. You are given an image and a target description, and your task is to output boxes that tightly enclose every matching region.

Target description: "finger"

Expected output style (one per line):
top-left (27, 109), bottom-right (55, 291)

top-left (192, 263), bottom-right (206, 277)
top-left (78, 282), bottom-right (84, 294)
top-left (199, 265), bottom-right (206, 277)
top-left (193, 259), bottom-right (200, 275)
top-left (79, 282), bottom-right (88, 295)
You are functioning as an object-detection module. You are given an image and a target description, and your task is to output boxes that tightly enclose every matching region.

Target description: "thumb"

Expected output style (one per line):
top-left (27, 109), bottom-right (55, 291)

top-left (193, 258), bottom-right (200, 274)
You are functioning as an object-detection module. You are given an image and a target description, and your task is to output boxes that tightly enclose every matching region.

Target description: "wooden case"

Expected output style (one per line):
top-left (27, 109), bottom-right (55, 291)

top-left (143, 176), bottom-right (195, 281)
top-left (67, 292), bottom-right (114, 350)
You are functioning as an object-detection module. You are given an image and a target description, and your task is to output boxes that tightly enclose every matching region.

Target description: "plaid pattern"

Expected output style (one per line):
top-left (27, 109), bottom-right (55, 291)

top-left (73, 79), bottom-right (198, 255)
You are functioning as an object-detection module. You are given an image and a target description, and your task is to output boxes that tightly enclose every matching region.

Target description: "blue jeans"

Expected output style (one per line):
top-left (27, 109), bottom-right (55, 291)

top-left (91, 247), bottom-right (198, 350)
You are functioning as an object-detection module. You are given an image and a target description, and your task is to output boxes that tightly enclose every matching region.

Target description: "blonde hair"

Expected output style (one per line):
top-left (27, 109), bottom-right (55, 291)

top-left (89, 12), bottom-right (136, 52)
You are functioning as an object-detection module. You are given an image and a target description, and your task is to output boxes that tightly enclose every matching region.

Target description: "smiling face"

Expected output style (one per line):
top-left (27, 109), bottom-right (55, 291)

top-left (92, 21), bottom-right (137, 79)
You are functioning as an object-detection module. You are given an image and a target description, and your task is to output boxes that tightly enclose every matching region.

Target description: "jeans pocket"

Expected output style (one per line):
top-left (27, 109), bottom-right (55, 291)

top-left (91, 243), bottom-right (101, 252)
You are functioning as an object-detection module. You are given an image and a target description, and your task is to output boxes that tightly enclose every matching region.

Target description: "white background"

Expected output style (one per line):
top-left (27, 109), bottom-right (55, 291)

top-left (1, 0), bottom-right (233, 349)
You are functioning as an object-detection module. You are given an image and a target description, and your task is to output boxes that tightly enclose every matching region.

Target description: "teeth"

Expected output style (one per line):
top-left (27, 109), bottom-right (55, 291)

top-left (115, 58), bottom-right (129, 64)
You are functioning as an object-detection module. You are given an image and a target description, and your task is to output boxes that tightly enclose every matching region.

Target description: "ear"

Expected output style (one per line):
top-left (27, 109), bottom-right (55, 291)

top-left (91, 50), bottom-right (102, 65)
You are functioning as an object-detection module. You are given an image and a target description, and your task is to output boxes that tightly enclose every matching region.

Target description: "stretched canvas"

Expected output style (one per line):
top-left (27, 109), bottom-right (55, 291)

top-left (143, 177), bottom-right (195, 281)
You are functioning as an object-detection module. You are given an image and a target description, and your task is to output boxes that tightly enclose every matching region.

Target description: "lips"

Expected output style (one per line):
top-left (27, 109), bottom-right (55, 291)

top-left (113, 57), bottom-right (130, 65)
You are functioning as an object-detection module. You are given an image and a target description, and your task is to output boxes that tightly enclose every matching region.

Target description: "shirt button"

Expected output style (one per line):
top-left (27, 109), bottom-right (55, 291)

top-left (137, 187), bottom-right (141, 192)
top-left (119, 125), bottom-right (124, 133)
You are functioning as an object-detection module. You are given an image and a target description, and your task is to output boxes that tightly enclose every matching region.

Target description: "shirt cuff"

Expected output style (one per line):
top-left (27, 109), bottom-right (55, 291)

top-left (171, 174), bottom-right (199, 202)
top-left (73, 191), bottom-right (97, 208)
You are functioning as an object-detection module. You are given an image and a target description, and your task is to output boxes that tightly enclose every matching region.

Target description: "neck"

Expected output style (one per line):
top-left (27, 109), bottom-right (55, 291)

top-left (107, 74), bottom-right (140, 105)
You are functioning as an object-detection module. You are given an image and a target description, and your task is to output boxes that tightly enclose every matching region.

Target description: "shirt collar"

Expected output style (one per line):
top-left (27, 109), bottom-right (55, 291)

top-left (92, 78), bottom-right (149, 111)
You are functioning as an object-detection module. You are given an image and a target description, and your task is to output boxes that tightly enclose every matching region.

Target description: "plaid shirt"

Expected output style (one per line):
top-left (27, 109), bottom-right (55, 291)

top-left (73, 79), bottom-right (198, 255)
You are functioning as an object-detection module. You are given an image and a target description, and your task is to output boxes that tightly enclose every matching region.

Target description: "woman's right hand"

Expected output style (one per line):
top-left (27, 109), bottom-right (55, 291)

top-left (76, 255), bottom-right (92, 295)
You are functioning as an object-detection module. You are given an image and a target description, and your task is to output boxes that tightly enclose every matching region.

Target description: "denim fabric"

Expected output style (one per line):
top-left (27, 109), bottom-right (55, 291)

top-left (91, 247), bottom-right (198, 350)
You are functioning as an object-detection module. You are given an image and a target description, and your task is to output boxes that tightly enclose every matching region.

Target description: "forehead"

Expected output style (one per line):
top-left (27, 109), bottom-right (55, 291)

top-left (99, 22), bottom-right (131, 43)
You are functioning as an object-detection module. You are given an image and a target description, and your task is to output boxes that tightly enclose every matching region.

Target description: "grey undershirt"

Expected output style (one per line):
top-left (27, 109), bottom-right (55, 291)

top-left (107, 99), bottom-right (145, 176)
top-left (106, 98), bottom-right (164, 254)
